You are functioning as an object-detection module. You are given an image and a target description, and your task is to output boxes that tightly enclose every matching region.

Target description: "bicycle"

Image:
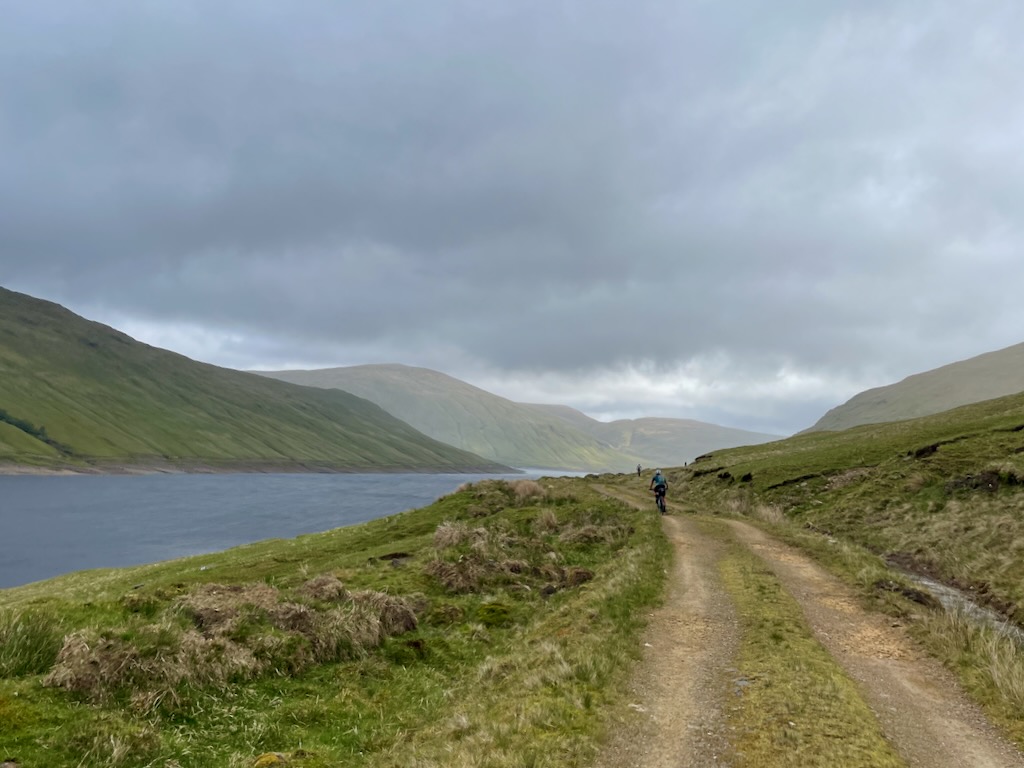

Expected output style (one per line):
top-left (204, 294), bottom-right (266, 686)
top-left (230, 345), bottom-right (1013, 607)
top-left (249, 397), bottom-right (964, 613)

top-left (653, 485), bottom-right (667, 515)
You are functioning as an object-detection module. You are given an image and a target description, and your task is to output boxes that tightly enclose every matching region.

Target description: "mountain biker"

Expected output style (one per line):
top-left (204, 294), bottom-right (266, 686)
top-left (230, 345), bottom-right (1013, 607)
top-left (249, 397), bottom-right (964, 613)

top-left (649, 469), bottom-right (668, 513)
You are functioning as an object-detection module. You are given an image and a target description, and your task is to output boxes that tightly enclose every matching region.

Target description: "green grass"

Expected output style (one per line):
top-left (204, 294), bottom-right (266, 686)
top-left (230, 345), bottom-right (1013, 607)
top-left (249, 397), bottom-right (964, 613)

top-left (0, 286), bottom-right (507, 472)
top-left (0, 477), bottom-right (670, 767)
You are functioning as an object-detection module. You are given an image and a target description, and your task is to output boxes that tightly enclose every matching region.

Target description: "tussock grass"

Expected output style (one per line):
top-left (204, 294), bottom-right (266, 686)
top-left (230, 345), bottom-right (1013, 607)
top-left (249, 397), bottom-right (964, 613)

top-left (534, 507), bottom-right (559, 533)
top-left (918, 607), bottom-right (1024, 744)
top-left (509, 478), bottom-right (546, 503)
top-left (43, 577), bottom-right (418, 709)
top-left (385, 519), bottom-right (669, 767)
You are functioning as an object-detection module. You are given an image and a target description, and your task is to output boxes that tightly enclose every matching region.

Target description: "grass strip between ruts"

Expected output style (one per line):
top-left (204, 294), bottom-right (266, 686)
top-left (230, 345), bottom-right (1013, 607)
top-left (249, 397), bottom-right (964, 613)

top-left (707, 519), bottom-right (906, 768)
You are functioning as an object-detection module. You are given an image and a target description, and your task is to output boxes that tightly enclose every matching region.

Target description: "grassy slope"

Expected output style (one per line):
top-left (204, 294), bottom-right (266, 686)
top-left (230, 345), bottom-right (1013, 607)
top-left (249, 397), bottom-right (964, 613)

top-left (0, 477), bottom-right (669, 767)
top-left (259, 364), bottom-right (644, 472)
top-left (527, 404), bottom-right (781, 466)
top-left (0, 288), bottom-right (507, 472)
top-left (806, 341), bottom-right (1024, 432)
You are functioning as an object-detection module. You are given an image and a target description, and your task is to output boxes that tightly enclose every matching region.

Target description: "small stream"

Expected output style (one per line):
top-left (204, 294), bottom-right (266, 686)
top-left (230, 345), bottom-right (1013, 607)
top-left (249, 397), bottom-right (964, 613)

top-left (901, 572), bottom-right (1024, 646)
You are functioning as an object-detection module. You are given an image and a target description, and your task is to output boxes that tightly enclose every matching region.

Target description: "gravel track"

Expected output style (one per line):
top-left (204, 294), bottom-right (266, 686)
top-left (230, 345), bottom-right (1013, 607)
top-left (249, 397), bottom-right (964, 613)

top-left (591, 486), bottom-right (1024, 767)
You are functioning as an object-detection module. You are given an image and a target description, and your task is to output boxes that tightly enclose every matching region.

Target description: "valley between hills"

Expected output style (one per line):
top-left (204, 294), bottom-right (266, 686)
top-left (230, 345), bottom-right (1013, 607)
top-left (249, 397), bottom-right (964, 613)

top-left (0, 286), bottom-right (776, 474)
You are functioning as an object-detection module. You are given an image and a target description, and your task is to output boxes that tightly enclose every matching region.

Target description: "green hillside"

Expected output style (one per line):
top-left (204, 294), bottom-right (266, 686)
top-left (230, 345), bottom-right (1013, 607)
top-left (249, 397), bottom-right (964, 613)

top-left (805, 341), bottom-right (1024, 432)
top-left (0, 287), bottom-right (507, 472)
top-left (259, 364), bottom-right (645, 472)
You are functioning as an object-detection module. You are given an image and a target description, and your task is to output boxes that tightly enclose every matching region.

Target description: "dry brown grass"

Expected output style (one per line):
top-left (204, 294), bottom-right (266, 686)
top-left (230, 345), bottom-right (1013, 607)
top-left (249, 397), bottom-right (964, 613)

top-left (433, 520), bottom-right (470, 549)
top-left (174, 582), bottom-right (279, 632)
top-left (423, 557), bottom-right (487, 593)
top-left (557, 522), bottom-right (629, 545)
top-left (753, 503), bottom-right (786, 525)
top-left (534, 508), bottom-right (559, 534)
top-left (723, 494), bottom-right (752, 515)
top-left (510, 479), bottom-right (546, 503)
top-left (296, 574), bottom-right (350, 603)
top-left (903, 472), bottom-right (929, 492)
top-left (826, 468), bottom-right (873, 491)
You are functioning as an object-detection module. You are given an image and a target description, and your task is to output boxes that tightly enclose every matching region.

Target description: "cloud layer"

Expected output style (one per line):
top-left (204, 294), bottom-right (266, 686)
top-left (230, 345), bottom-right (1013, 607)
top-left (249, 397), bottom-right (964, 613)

top-left (4, 1), bottom-right (1024, 433)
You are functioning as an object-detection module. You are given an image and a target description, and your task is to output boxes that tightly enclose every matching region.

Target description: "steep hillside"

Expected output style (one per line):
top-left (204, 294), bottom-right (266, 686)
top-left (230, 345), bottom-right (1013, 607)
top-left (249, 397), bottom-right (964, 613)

top-left (0, 287), bottom-right (507, 472)
top-left (259, 365), bottom-right (644, 471)
top-left (806, 341), bottom-right (1024, 432)
top-left (526, 404), bottom-right (780, 466)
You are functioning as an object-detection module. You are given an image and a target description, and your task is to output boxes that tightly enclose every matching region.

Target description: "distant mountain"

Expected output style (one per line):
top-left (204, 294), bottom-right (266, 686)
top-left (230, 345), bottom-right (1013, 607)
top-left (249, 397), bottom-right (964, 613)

top-left (525, 404), bottom-right (780, 466)
top-left (805, 341), bottom-right (1024, 433)
top-left (258, 365), bottom-right (780, 471)
top-left (0, 287), bottom-right (507, 473)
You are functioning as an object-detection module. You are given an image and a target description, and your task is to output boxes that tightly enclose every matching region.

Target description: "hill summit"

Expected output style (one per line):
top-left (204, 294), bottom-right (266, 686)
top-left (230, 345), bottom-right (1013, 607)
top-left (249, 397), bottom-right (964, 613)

top-left (805, 341), bottom-right (1024, 432)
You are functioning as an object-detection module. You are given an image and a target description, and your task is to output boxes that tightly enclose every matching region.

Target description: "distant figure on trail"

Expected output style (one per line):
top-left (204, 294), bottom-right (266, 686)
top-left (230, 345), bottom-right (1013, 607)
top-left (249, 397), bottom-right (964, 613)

top-left (649, 468), bottom-right (668, 514)
top-left (637, 463), bottom-right (642, 477)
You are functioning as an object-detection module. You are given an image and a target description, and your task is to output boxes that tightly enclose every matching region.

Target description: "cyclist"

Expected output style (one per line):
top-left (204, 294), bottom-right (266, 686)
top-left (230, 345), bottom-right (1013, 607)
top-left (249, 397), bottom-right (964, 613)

top-left (649, 469), bottom-right (668, 514)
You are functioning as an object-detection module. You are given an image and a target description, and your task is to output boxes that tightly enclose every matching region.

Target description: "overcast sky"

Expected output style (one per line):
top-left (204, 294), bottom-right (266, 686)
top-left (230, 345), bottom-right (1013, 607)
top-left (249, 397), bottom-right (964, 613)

top-left (3, 1), bottom-right (1023, 435)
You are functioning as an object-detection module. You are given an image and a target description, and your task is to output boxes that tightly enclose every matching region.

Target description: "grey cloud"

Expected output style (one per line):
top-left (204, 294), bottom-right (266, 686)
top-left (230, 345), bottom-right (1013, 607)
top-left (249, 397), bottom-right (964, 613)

top-left (4, 1), bottom-right (1024, 434)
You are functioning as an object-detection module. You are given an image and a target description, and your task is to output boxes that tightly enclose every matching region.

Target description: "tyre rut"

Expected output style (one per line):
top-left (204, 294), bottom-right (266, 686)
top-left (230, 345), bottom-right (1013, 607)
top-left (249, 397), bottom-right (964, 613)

top-left (727, 519), bottom-right (1024, 768)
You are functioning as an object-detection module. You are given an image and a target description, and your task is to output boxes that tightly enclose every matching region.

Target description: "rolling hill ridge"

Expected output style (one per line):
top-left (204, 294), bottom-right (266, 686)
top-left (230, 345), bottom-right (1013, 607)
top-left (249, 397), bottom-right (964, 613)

top-left (0, 287), bottom-right (507, 473)
top-left (259, 364), bottom-right (780, 471)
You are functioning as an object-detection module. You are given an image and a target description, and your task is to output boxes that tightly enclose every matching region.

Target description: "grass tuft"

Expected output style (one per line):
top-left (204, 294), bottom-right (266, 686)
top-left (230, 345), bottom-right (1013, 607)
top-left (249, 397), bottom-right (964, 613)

top-left (0, 608), bottom-right (65, 676)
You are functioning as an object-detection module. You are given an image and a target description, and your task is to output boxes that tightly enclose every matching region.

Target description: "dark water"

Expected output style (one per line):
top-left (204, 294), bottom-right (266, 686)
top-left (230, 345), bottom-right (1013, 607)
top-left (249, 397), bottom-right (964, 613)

top-left (0, 471), bottom-right (550, 589)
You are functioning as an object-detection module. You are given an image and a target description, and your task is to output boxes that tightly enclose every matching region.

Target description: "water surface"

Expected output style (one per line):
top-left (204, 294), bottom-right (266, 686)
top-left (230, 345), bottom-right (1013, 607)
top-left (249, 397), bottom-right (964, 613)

top-left (0, 472), bottom-right (546, 589)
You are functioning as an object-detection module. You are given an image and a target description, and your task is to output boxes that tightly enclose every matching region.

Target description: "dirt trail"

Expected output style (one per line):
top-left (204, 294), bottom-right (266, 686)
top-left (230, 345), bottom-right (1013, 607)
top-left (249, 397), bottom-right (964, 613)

top-left (592, 486), bottom-right (1024, 767)
top-left (728, 520), bottom-right (1024, 768)
top-left (592, 514), bottom-right (738, 768)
